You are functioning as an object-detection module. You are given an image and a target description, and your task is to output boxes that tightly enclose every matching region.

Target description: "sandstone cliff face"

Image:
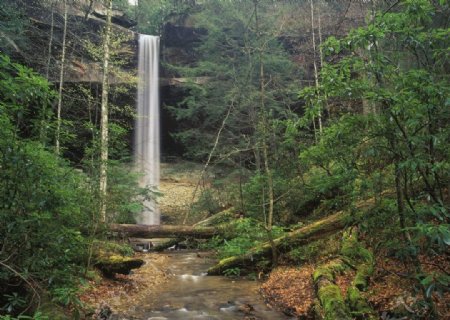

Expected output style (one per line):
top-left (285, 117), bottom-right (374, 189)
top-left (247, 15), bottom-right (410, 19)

top-left (1, 0), bottom-right (137, 84)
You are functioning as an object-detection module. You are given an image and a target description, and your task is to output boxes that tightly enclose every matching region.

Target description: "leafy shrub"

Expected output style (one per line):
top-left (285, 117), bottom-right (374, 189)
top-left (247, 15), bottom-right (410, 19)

top-left (0, 54), bottom-right (91, 316)
top-left (208, 218), bottom-right (284, 259)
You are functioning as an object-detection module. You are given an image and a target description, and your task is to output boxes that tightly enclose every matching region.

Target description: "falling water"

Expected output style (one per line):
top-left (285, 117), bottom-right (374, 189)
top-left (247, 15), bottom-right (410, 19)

top-left (134, 35), bottom-right (160, 225)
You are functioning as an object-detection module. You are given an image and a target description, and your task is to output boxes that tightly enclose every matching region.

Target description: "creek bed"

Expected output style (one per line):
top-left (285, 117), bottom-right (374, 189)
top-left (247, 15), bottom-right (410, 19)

top-left (112, 251), bottom-right (292, 320)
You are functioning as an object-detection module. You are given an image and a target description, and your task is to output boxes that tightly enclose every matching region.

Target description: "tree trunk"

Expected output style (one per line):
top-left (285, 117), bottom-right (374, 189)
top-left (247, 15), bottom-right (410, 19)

top-left (45, 1), bottom-right (55, 80)
top-left (110, 224), bottom-right (218, 239)
top-left (41, 0), bottom-right (55, 144)
top-left (254, 0), bottom-right (277, 267)
top-left (207, 211), bottom-right (350, 275)
top-left (99, 0), bottom-right (112, 223)
top-left (310, 0), bottom-right (323, 134)
top-left (55, 0), bottom-right (67, 154)
top-left (193, 207), bottom-right (236, 227)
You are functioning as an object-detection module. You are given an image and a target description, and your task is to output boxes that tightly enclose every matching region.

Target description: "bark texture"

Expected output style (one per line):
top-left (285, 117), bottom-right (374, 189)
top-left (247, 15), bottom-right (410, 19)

top-left (99, 0), bottom-right (112, 222)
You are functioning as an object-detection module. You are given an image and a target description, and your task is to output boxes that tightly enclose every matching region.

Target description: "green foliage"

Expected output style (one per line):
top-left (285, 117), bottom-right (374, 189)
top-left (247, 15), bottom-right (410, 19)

top-left (299, 0), bottom-right (449, 248)
top-left (0, 54), bottom-right (93, 316)
top-left (92, 240), bottom-right (134, 257)
top-left (191, 189), bottom-right (223, 217)
top-left (1, 294), bottom-right (26, 315)
top-left (206, 218), bottom-right (284, 259)
top-left (136, 0), bottom-right (195, 34)
top-left (106, 162), bottom-right (150, 223)
top-left (166, 0), bottom-right (299, 162)
top-left (0, 312), bottom-right (48, 320)
top-left (299, 1), bottom-right (449, 316)
top-left (222, 267), bottom-right (240, 278)
top-left (288, 234), bottom-right (341, 264)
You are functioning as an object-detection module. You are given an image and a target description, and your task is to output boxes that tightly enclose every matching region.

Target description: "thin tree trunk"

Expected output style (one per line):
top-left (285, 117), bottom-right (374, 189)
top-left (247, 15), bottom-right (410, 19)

top-left (182, 100), bottom-right (234, 225)
top-left (45, 1), bottom-right (55, 80)
top-left (310, 0), bottom-right (322, 134)
top-left (317, 6), bottom-right (331, 119)
top-left (99, 0), bottom-right (112, 223)
top-left (55, 0), bottom-right (68, 154)
top-left (254, 0), bottom-right (277, 266)
top-left (40, 1), bottom-right (55, 144)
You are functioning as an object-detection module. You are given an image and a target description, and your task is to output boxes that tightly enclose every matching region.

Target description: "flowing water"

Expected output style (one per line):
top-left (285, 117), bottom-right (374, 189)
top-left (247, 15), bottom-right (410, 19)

top-left (130, 35), bottom-right (291, 320)
top-left (113, 251), bottom-right (293, 320)
top-left (134, 35), bottom-right (160, 225)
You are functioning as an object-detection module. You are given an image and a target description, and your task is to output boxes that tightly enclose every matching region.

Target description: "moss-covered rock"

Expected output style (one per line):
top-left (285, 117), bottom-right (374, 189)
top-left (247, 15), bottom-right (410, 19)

top-left (94, 254), bottom-right (144, 278)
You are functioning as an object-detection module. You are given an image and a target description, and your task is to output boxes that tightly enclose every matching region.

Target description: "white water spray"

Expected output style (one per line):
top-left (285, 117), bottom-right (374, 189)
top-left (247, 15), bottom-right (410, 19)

top-left (135, 35), bottom-right (160, 225)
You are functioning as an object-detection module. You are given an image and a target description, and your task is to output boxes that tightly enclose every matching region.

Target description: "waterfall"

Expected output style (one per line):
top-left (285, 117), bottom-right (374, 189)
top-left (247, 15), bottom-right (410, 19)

top-left (135, 35), bottom-right (160, 225)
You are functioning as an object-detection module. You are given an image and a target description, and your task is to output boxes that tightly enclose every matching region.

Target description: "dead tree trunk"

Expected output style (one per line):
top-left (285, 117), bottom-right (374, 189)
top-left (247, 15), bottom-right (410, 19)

top-left (110, 224), bottom-right (218, 239)
top-left (207, 211), bottom-right (351, 275)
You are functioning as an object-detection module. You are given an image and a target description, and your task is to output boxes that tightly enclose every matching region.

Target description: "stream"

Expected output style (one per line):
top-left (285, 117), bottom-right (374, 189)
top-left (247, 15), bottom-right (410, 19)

top-left (112, 251), bottom-right (293, 320)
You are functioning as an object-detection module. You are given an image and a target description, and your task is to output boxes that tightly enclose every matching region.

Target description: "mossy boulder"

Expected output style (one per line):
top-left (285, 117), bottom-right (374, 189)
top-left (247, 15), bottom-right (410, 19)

top-left (94, 254), bottom-right (144, 278)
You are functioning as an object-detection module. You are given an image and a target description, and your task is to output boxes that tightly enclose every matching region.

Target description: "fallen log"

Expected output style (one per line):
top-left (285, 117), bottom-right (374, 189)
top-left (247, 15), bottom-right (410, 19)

top-left (194, 207), bottom-right (237, 227)
top-left (313, 259), bottom-right (352, 320)
top-left (110, 224), bottom-right (217, 239)
top-left (207, 211), bottom-right (351, 275)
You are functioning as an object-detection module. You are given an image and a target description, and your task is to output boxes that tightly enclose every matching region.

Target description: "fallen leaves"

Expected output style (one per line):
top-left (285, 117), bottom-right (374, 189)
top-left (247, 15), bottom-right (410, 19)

top-left (260, 266), bottom-right (315, 318)
top-left (79, 253), bottom-right (169, 315)
top-left (368, 252), bottom-right (450, 318)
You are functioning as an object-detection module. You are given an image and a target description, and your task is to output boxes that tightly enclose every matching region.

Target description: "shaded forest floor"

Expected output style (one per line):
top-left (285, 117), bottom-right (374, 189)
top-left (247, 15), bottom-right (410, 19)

top-left (261, 253), bottom-right (450, 319)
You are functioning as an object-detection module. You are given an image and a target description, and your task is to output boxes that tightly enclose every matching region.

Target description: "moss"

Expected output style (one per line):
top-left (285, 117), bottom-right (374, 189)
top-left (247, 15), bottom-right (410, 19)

top-left (317, 284), bottom-right (352, 320)
top-left (94, 255), bottom-right (144, 277)
top-left (313, 259), bottom-right (347, 283)
top-left (312, 298), bottom-right (325, 320)
top-left (341, 229), bottom-right (374, 266)
top-left (346, 286), bottom-right (377, 319)
top-left (353, 263), bottom-right (374, 291)
top-left (340, 228), bottom-right (374, 291)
